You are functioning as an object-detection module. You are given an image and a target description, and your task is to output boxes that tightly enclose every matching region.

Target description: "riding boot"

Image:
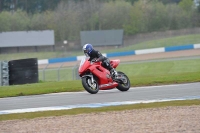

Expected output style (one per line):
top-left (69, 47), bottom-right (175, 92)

top-left (110, 68), bottom-right (118, 78)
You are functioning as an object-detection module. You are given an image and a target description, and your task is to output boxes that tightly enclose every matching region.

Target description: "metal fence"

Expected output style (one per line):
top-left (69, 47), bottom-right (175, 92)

top-left (38, 56), bottom-right (200, 82)
top-left (39, 63), bottom-right (80, 81)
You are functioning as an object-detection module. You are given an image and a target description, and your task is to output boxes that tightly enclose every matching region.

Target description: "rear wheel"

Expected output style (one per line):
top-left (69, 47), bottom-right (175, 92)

top-left (82, 76), bottom-right (99, 94)
top-left (116, 71), bottom-right (130, 91)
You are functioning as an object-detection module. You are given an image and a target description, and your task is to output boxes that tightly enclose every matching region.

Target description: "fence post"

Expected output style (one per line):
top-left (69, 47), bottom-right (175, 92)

top-left (72, 65), bottom-right (76, 80)
top-left (57, 63), bottom-right (65, 81)
top-left (0, 61), bottom-right (9, 86)
top-left (72, 63), bottom-right (80, 80)
top-left (2, 61), bottom-right (9, 86)
top-left (42, 64), bottom-right (49, 81)
top-left (0, 61), bottom-right (1, 86)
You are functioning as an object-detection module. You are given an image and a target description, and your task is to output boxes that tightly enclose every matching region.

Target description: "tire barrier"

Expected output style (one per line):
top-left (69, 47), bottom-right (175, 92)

top-left (9, 58), bottom-right (38, 85)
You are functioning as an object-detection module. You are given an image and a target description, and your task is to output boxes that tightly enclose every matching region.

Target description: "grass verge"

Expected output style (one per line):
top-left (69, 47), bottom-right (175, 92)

top-left (0, 99), bottom-right (199, 121)
top-left (0, 80), bottom-right (83, 98)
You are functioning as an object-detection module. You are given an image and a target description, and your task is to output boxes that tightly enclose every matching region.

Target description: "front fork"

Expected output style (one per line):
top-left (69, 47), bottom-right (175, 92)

top-left (82, 74), bottom-right (95, 84)
top-left (82, 74), bottom-right (97, 89)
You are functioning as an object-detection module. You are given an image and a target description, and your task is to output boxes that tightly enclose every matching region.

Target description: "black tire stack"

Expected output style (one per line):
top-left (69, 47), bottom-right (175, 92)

top-left (9, 58), bottom-right (38, 85)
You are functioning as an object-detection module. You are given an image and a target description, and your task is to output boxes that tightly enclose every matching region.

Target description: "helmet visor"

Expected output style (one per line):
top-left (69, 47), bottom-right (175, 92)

top-left (84, 49), bottom-right (88, 53)
top-left (84, 50), bottom-right (89, 57)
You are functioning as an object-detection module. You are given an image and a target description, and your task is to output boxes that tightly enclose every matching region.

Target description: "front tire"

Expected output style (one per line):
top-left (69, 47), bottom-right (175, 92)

top-left (82, 76), bottom-right (99, 94)
top-left (116, 71), bottom-right (130, 92)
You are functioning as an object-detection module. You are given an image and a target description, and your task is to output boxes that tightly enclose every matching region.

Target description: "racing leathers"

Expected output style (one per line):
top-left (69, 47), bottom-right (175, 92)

top-left (88, 49), bottom-right (117, 77)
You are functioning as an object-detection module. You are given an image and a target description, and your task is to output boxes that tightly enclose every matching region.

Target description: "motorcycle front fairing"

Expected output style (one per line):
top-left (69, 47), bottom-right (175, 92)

top-left (87, 63), bottom-right (118, 90)
top-left (79, 57), bottom-right (90, 76)
top-left (89, 64), bottom-right (112, 84)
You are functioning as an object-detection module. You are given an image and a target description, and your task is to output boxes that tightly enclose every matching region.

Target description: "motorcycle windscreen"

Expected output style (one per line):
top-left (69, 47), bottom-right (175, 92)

top-left (79, 58), bottom-right (90, 74)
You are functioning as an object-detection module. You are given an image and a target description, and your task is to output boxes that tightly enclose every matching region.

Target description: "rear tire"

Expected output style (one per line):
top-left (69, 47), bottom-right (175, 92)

top-left (82, 76), bottom-right (99, 94)
top-left (116, 71), bottom-right (130, 92)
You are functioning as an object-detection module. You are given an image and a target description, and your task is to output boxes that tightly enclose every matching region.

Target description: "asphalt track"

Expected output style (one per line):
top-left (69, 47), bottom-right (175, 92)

top-left (0, 82), bottom-right (200, 113)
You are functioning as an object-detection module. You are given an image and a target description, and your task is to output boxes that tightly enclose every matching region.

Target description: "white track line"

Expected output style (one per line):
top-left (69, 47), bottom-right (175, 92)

top-left (0, 95), bottom-right (199, 115)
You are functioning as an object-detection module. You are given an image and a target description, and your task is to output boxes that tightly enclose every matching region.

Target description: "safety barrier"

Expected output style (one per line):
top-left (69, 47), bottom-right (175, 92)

top-left (38, 43), bottom-right (200, 65)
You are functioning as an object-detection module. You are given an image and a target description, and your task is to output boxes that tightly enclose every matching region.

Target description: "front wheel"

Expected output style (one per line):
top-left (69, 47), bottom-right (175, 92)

top-left (116, 71), bottom-right (130, 92)
top-left (82, 76), bottom-right (99, 94)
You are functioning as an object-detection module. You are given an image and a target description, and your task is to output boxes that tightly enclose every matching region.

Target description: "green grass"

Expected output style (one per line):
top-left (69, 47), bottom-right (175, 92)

top-left (118, 59), bottom-right (200, 76)
top-left (0, 34), bottom-right (200, 61)
top-left (0, 80), bottom-right (83, 98)
top-left (0, 99), bottom-right (199, 121)
top-left (0, 59), bottom-right (199, 98)
top-left (119, 34), bottom-right (200, 51)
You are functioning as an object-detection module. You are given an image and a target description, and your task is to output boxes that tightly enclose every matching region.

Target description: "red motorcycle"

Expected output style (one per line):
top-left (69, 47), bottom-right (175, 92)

top-left (79, 57), bottom-right (130, 94)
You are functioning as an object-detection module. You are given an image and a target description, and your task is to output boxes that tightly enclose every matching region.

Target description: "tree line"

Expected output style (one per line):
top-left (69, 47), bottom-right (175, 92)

top-left (0, 0), bottom-right (183, 13)
top-left (0, 0), bottom-right (199, 42)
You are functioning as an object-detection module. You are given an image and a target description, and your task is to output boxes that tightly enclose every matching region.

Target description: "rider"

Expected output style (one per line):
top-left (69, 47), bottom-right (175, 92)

top-left (82, 43), bottom-right (118, 78)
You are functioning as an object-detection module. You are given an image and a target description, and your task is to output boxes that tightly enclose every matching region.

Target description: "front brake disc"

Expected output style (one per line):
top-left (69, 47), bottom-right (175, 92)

top-left (88, 79), bottom-right (96, 89)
